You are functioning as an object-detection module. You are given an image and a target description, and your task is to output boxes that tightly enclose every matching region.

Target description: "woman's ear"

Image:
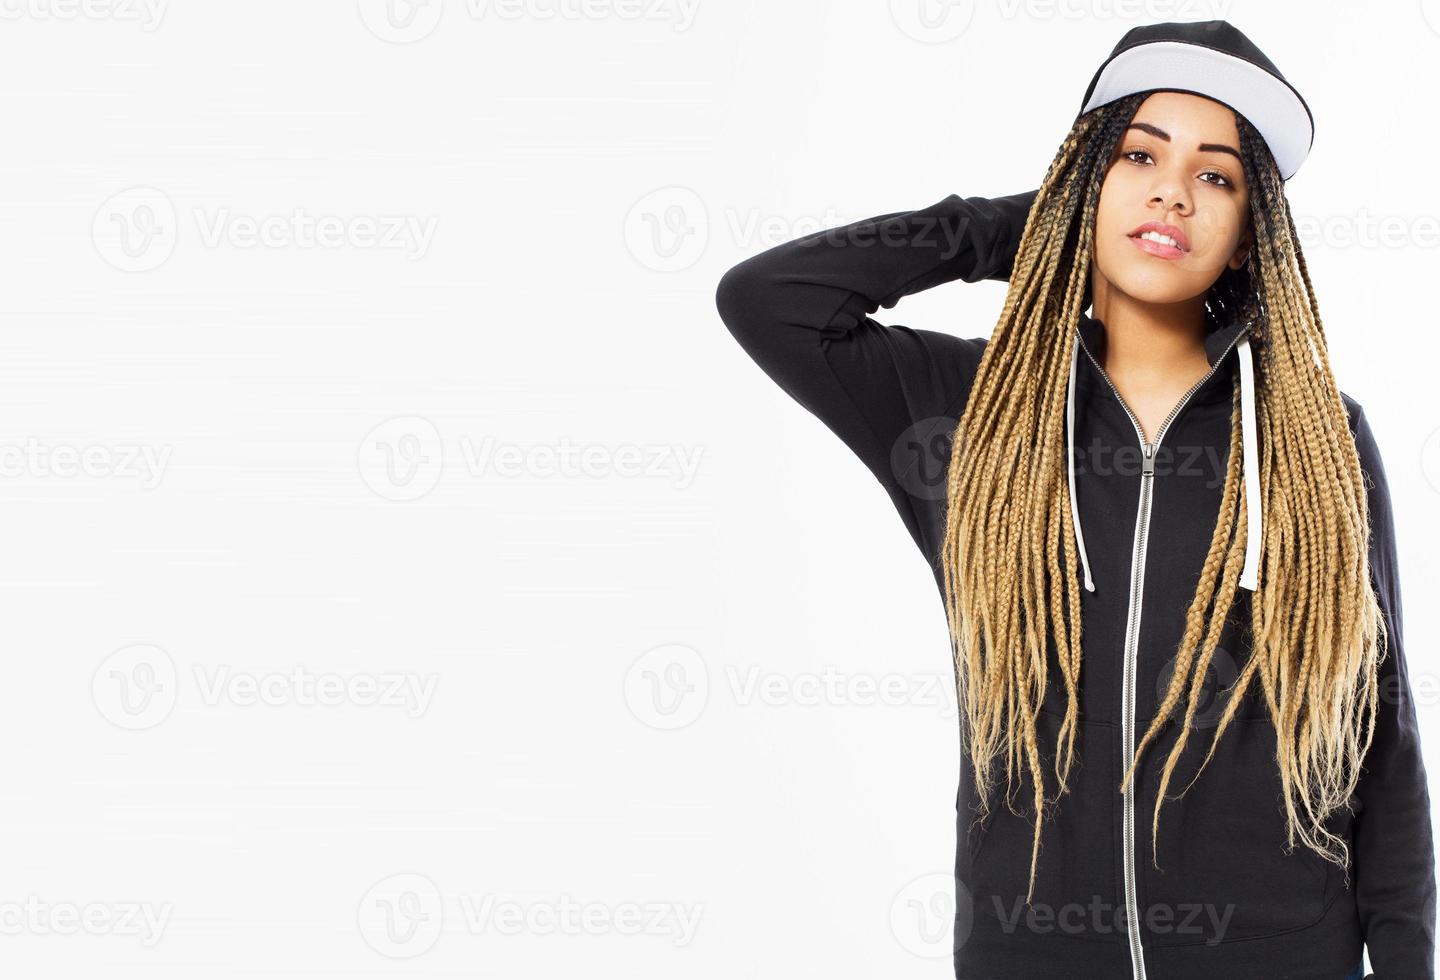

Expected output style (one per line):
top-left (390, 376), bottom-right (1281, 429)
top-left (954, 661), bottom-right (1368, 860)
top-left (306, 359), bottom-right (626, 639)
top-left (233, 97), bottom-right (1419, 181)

top-left (1228, 228), bottom-right (1255, 271)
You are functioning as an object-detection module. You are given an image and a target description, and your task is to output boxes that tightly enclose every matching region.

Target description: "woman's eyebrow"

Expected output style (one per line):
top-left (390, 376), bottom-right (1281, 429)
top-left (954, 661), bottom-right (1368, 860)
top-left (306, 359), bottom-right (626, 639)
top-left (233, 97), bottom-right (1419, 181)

top-left (1126, 122), bottom-right (1242, 161)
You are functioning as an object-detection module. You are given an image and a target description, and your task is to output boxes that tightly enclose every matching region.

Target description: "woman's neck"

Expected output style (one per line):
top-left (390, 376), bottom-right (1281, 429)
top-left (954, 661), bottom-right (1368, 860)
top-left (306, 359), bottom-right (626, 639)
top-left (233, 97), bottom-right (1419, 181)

top-left (1094, 289), bottom-right (1209, 382)
top-left (1089, 291), bottom-right (1214, 443)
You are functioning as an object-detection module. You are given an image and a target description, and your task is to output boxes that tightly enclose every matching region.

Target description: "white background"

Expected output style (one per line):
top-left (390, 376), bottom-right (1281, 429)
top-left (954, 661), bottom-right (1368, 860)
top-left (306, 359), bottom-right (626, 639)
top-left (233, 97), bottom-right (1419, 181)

top-left (1, 0), bottom-right (1437, 976)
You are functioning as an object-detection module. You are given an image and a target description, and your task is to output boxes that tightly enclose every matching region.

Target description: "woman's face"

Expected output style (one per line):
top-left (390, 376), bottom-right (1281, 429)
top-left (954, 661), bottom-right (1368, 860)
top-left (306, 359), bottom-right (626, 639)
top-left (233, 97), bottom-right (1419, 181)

top-left (1091, 91), bottom-right (1253, 309)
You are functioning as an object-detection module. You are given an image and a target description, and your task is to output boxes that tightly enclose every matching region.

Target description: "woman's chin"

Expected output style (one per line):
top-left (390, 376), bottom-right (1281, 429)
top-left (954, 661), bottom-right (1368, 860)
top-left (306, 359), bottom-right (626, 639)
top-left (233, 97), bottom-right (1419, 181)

top-left (1098, 270), bottom-right (1211, 309)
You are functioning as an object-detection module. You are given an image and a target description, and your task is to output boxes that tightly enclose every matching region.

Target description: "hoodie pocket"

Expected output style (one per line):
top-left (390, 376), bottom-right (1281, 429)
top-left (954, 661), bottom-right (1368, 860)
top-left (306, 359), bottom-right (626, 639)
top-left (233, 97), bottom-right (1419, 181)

top-left (1142, 716), bottom-right (1331, 946)
top-left (962, 708), bottom-right (1120, 945)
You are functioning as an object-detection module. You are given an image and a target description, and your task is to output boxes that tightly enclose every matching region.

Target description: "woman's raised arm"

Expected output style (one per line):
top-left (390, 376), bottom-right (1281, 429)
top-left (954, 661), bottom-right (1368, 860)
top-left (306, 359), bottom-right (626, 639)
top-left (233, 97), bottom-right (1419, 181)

top-left (713, 190), bottom-right (1036, 553)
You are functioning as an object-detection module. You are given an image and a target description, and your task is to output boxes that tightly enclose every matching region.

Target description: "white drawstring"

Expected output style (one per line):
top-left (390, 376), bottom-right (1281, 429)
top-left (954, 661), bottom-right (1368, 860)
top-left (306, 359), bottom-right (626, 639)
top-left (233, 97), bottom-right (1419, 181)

top-left (1237, 334), bottom-right (1262, 591)
top-left (1067, 335), bottom-right (1096, 593)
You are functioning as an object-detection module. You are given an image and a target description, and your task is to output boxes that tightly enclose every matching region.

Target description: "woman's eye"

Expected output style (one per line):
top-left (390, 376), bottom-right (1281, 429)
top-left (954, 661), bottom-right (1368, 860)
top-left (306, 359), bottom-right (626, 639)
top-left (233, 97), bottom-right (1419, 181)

top-left (1125, 148), bottom-right (1233, 189)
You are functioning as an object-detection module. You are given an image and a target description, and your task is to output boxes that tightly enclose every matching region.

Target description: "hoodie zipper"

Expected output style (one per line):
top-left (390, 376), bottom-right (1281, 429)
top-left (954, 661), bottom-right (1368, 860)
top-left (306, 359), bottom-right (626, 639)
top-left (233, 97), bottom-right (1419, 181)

top-left (1077, 325), bottom-right (1247, 980)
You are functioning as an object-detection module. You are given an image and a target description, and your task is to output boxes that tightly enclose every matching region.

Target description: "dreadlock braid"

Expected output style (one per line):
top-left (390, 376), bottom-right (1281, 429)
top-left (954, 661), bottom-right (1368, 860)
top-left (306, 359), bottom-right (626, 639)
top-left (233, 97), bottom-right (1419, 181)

top-left (942, 92), bottom-right (1386, 904)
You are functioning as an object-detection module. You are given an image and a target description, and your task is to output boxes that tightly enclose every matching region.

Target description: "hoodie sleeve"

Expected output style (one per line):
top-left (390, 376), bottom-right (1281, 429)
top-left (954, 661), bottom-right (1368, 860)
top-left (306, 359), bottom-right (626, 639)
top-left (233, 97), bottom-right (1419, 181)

top-left (1347, 396), bottom-right (1439, 979)
top-left (713, 190), bottom-right (1036, 554)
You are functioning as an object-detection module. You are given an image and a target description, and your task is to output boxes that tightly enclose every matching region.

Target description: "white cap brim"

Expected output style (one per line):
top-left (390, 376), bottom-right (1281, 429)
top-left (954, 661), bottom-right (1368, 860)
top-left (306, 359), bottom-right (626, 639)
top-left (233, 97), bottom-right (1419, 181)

top-left (1079, 41), bottom-right (1313, 180)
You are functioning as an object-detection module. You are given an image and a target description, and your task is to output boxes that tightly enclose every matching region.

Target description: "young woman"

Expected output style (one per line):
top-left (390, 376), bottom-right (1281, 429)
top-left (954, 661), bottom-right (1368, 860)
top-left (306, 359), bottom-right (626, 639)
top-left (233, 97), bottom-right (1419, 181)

top-left (715, 20), bottom-right (1435, 980)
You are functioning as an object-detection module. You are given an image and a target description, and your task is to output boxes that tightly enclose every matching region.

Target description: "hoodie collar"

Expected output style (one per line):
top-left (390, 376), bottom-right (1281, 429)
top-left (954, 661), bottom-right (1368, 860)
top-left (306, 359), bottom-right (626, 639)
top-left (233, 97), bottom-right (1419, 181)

top-left (1065, 308), bottom-right (1261, 595)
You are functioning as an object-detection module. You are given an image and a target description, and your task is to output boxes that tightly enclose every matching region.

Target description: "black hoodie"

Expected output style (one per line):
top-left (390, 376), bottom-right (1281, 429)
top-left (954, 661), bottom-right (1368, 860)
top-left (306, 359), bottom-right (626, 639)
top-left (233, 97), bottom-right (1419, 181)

top-left (714, 190), bottom-right (1437, 979)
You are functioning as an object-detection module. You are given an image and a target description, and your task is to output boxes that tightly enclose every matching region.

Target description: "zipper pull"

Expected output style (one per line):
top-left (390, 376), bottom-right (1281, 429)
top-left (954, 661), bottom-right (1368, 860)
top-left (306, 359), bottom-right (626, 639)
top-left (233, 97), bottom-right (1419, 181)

top-left (1142, 444), bottom-right (1156, 477)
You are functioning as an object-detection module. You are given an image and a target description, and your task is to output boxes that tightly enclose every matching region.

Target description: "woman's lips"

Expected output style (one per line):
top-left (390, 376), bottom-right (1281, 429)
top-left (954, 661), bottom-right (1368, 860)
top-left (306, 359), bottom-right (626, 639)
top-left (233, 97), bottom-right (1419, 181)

top-left (1129, 234), bottom-right (1186, 260)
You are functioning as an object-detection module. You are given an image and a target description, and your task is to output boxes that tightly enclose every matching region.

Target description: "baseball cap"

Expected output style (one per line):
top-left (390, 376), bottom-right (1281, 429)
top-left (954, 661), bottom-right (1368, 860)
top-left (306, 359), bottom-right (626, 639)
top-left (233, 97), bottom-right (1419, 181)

top-left (1077, 20), bottom-right (1314, 180)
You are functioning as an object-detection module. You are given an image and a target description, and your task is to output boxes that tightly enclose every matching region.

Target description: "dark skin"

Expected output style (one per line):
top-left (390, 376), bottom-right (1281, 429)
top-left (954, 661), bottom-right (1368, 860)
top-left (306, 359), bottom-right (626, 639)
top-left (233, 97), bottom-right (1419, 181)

top-left (1088, 91), bottom-right (1256, 443)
